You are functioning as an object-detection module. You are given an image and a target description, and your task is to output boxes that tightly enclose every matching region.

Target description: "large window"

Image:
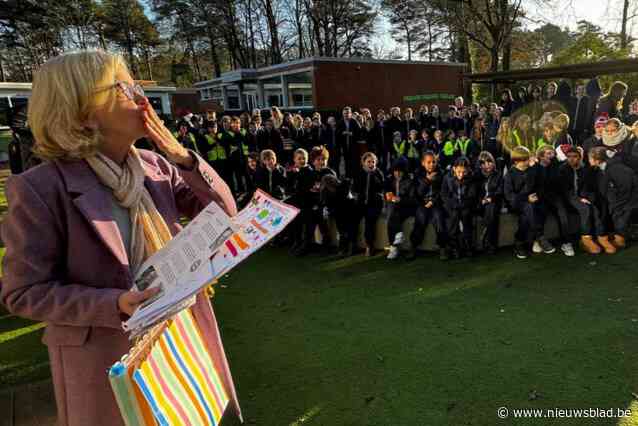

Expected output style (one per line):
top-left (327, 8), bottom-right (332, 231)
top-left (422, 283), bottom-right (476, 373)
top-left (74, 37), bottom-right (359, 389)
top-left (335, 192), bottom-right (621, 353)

top-left (227, 88), bottom-right (240, 110)
top-left (266, 91), bottom-right (282, 107)
top-left (289, 88), bottom-right (312, 107)
top-left (147, 97), bottom-right (163, 114)
top-left (286, 71), bottom-right (312, 84)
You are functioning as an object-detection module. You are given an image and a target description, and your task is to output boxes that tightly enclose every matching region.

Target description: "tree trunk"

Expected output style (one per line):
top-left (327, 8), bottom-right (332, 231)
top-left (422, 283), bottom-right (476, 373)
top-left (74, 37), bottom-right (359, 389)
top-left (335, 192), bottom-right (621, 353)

top-left (427, 21), bottom-right (433, 61)
top-left (262, 0), bottom-right (282, 64)
top-left (490, 47), bottom-right (499, 72)
top-left (295, 0), bottom-right (304, 58)
top-left (247, 0), bottom-right (257, 67)
top-left (620, 0), bottom-right (629, 49)
top-left (502, 39), bottom-right (511, 71)
top-left (405, 23), bottom-right (412, 61)
top-left (144, 49), bottom-right (153, 81)
top-left (190, 41), bottom-right (202, 81)
top-left (206, 23), bottom-right (222, 77)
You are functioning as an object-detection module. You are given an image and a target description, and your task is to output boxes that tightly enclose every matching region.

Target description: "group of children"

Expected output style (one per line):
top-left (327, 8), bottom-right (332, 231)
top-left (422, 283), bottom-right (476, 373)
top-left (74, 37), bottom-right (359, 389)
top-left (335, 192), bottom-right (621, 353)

top-left (167, 95), bottom-right (638, 260)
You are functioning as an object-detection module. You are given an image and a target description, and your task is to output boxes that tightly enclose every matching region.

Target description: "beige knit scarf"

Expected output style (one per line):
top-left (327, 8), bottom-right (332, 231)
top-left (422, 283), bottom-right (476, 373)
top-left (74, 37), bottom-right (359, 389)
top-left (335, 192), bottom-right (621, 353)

top-left (602, 124), bottom-right (629, 147)
top-left (86, 147), bottom-right (173, 273)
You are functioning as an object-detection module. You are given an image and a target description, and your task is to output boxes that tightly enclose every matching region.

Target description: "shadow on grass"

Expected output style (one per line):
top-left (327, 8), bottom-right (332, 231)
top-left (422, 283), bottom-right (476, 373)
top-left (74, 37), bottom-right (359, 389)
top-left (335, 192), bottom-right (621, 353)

top-left (0, 324), bottom-right (50, 388)
top-left (215, 246), bottom-right (638, 426)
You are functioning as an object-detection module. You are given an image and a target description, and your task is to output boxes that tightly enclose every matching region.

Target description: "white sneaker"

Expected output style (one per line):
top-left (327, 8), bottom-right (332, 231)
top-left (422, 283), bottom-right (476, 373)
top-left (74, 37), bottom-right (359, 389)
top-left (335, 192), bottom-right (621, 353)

top-left (561, 243), bottom-right (575, 257)
top-left (393, 232), bottom-right (404, 246)
top-left (387, 246), bottom-right (400, 260)
top-left (532, 240), bottom-right (542, 253)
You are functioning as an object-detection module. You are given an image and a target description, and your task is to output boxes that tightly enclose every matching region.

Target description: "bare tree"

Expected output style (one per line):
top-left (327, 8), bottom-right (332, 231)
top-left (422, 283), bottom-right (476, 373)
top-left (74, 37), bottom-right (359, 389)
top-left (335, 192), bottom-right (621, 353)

top-left (432, 0), bottom-right (525, 72)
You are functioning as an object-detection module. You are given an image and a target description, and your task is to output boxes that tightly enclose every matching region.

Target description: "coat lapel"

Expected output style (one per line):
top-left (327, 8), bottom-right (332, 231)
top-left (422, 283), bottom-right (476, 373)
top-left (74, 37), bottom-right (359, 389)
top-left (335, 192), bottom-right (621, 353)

top-left (55, 159), bottom-right (130, 267)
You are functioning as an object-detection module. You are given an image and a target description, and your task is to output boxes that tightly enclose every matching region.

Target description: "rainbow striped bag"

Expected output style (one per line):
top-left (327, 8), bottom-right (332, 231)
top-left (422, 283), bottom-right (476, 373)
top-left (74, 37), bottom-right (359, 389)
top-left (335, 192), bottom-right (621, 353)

top-left (109, 309), bottom-right (233, 426)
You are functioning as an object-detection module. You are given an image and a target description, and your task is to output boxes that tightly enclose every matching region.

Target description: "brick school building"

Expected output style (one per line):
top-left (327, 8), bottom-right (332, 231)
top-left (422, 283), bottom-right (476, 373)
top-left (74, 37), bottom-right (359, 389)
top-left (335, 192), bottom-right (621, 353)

top-left (193, 57), bottom-right (467, 115)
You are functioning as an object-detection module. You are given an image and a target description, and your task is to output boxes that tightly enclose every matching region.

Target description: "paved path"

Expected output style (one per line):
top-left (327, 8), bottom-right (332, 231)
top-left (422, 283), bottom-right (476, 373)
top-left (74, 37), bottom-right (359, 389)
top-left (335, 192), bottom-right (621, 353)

top-left (0, 380), bottom-right (57, 426)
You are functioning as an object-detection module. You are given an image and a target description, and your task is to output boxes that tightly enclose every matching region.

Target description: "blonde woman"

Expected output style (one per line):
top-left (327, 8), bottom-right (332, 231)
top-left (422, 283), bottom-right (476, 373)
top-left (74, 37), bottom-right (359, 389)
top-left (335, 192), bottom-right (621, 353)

top-left (495, 117), bottom-right (513, 153)
top-left (270, 106), bottom-right (283, 129)
top-left (0, 51), bottom-right (241, 425)
top-left (512, 114), bottom-right (535, 151)
top-left (292, 113), bottom-right (304, 131)
top-left (552, 112), bottom-right (574, 147)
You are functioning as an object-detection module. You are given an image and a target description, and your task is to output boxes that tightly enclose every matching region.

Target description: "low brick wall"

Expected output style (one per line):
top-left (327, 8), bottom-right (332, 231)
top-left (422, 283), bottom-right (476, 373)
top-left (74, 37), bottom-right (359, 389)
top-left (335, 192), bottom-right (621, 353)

top-left (319, 211), bottom-right (584, 251)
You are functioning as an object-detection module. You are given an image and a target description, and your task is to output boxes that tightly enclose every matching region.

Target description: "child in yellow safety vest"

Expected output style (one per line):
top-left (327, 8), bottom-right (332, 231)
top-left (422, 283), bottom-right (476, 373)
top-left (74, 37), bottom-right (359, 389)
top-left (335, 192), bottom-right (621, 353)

top-left (439, 129), bottom-right (458, 170)
top-left (404, 129), bottom-right (422, 174)
top-left (391, 131), bottom-right (406, 164)
top-left (455, 129), bottom-right (479, 166)
top-left (534, 123), bottom-right (554, 153)
top-left (202, 121), bottom-right (228, 179)
top-left (223, 117), bottom-right (250, 194)
top-left (173, 122), bottom-right (200, 155)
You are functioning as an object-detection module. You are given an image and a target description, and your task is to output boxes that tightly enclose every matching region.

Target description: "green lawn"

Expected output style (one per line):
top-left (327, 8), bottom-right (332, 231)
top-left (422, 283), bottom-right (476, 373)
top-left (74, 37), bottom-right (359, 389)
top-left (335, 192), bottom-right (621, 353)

top-left (1, 245), bottom-right (638, 424)
top-left (1, 161), bottom-right (638, 425)
top-left (213, 247), bottom-right (638, 426)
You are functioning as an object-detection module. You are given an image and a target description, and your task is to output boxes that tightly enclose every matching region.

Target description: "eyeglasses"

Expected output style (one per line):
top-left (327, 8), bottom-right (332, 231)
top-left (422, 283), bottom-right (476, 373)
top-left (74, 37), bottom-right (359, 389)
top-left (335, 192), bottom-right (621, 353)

top-left (115, 80), bottom-right (145, 101)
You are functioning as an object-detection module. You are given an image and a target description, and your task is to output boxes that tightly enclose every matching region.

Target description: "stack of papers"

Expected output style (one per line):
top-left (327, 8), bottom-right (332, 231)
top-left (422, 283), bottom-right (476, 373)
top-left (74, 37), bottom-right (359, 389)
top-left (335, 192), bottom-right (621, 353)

top-left (123, 190), bottom-right (299, 337)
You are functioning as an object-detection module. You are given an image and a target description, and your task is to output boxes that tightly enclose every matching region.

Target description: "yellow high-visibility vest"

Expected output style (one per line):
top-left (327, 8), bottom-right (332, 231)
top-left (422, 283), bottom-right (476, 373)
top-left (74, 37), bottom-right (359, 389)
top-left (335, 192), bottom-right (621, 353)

top-left (393, 140), bottom-right (406, 156)
top-left (406, 141), bottom-right (420, 159)
top-left (204, 134), bottom-right (227, 161)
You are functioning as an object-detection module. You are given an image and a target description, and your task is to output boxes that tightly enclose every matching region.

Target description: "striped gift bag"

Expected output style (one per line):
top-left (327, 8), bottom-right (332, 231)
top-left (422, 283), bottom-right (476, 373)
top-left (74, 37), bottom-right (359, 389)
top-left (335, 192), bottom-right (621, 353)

top-left (132, 310), bottom-right (230, 426)
top-left (109, 361), bottom-right (158, 426)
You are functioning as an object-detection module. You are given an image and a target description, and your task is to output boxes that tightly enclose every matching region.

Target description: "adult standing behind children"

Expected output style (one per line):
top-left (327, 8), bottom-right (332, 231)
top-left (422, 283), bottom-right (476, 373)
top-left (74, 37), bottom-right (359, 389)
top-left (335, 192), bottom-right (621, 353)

top-left (337, 106), bottom-right (362, 178)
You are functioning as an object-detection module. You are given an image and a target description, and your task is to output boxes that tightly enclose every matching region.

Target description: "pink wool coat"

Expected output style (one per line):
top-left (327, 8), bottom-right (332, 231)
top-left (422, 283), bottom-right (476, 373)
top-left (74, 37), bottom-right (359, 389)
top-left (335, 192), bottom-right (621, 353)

top-left (0, 150), bottom-right (243, 426)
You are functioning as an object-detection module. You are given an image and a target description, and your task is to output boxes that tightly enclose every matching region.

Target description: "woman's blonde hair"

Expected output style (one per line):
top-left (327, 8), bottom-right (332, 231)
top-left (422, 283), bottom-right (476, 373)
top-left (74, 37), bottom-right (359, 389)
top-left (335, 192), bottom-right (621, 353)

top-left (495, 117), bottom-right (512, 145)
top-left (29, 50), bottom-right (128, 161)
top-left (552, 113), bottom-right (570, 132)
top-left (513, 114), bottom-right (532, 130)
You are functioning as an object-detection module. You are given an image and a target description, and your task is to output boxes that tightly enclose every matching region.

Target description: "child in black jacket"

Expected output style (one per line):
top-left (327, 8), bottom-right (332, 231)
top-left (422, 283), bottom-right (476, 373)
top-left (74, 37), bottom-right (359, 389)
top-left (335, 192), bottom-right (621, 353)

top-left (408, 151), bottom-right (448, 260)
top-left (441, 157), bottom-right (478, 258)
top-left (475, 151), bottom-right (504, 254)
top-left (237, 152), bottom-right (260, 209)
top-left (297, 147), bottom-right (338, 256)
top-left (588, 146), bottom-right (638, 249)
top-left (226, 117), bottom-right (249, 194)
top-left (559, 146), bottom-right (616, 254)
top-left (504, 146), bottom-right (550, 259)
top-left (385, 159), bottom-right (416, 260)
top-left (321, 175), bottom-right (358, 256)
top-left (353, 152), bottom-right (385, 256)
top-left (287, 148), bottom-right (312, 254)
top-left (419, 128), bottom-right (438, 154)
top-left (535, 146), bottom-right (571, 256)
top-left (255, 149), bottom-right (287, 200)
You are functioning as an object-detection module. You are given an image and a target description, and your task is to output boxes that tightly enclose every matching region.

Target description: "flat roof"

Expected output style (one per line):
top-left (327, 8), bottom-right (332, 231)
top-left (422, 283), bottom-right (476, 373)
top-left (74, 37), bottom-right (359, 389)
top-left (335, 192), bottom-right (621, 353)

top-left (0, 82), bottom-right (176, 92)
top-left (194, 56), bottom-right (467, 87)
top-left (465, 58), bottom-right (638, 83)
top-left (0, 82), bottom-right (33, 90)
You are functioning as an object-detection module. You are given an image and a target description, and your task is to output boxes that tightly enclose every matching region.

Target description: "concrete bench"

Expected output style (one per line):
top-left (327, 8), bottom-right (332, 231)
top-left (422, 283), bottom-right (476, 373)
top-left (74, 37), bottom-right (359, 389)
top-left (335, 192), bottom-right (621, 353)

top-left (318, 210), bottom-right (583, 251)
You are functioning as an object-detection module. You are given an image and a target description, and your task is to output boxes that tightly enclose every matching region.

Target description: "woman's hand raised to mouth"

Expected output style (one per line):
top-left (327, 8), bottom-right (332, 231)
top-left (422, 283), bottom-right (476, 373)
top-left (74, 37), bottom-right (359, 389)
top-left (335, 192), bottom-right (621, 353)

top-left (140, 98), bottom-right (194, 169)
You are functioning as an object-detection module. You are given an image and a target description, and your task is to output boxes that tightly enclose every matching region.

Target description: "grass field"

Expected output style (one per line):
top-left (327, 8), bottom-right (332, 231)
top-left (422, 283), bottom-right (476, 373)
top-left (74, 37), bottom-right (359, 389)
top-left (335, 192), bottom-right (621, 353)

top-left (1, 161), bottom-right (638, 424)
top-left (2, 241), bottom-right (638, 425)
top-left (212, 246), bottom-right (638, 426)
